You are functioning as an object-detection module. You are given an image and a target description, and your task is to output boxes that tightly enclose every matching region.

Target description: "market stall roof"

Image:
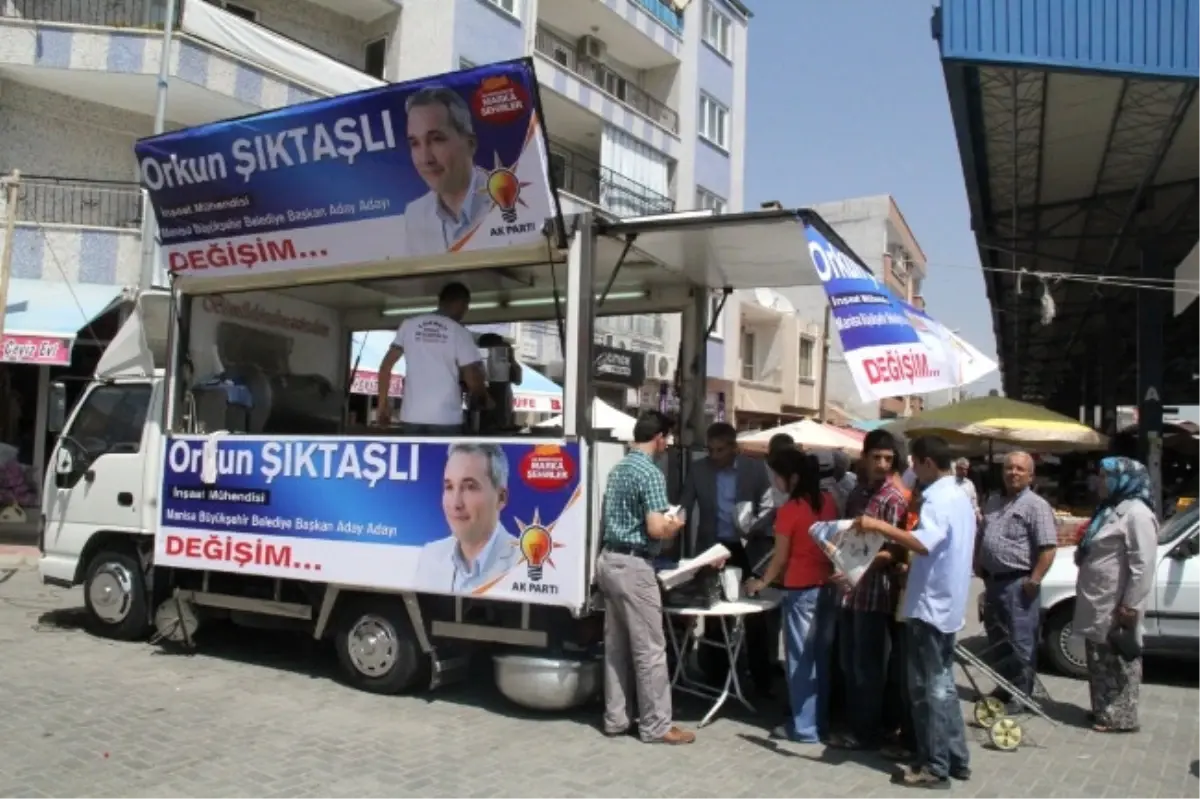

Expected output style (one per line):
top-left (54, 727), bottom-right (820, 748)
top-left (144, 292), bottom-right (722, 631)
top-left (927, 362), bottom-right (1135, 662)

top-left (535, 398), bottom-right (636, 442)
top-left (3, 279), bottom-right (128, 366)
top-left (934, 0), bottom-right (1199, 409)
top-left (883, 395), bottom-right (1108, 452)
top-left (738, 419), bottom-right (863, 455)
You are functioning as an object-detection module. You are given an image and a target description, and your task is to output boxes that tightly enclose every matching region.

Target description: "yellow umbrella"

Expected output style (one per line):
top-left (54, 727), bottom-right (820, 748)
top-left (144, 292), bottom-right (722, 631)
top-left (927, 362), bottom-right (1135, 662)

top-left (884, 396), bottom-right (1108, 452)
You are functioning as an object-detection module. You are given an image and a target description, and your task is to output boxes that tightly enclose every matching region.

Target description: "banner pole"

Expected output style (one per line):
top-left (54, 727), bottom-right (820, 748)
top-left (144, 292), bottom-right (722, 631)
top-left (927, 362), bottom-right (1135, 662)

top-left (138, 0), bottom-right (178, 291)
top-left (817, 303), bottom-right (831, 423)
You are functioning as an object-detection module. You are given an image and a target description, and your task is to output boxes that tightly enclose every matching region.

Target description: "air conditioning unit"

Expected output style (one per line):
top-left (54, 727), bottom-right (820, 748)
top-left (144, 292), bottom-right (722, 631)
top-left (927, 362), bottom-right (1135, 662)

top-left (643, 352), bottom-right (657, 375)
top-left (577, 34), bottom-right (606, 61)
top-left (656, 354), bottom-right (675, 379)
top-left (617, 338), bottom-right (630, 350)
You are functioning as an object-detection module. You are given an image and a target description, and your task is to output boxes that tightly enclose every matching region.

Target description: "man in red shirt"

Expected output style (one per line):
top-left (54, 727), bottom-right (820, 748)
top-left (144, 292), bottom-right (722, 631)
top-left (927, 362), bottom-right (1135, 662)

top-left (830, 429), bottom-right (909, 751)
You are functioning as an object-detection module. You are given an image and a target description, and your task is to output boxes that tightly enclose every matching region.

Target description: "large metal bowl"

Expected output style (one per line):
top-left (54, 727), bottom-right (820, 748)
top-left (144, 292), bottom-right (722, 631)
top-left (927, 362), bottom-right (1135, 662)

top-left (493, 653), bottom-right (601, 712)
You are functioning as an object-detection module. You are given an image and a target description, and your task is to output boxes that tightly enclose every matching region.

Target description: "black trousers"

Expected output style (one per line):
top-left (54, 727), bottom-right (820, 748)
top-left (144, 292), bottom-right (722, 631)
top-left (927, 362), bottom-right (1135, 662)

top-left (699, 539), bottom-right (776, 690)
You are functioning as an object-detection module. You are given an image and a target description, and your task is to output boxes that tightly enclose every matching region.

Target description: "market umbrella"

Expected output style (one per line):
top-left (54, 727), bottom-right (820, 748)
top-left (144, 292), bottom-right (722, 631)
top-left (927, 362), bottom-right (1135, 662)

top-left (738, 419), bottom-right (863, 455)
top-left (883, 395), bottom-right (1108, 452)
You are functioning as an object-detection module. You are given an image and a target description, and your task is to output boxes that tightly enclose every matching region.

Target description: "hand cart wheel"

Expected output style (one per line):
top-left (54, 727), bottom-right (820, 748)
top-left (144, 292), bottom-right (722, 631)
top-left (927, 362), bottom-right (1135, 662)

top-left (973, 696), bottom-right (1005, 727)
top-left (989, 717), bottom-right (1023, 751)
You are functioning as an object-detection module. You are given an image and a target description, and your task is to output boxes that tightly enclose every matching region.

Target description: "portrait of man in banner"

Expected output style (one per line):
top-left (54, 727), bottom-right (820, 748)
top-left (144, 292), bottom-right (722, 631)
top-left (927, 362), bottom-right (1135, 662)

top-left (414, 442), bottom-right (519, 594)
top-left (401, 86), bottom-right (492, 256)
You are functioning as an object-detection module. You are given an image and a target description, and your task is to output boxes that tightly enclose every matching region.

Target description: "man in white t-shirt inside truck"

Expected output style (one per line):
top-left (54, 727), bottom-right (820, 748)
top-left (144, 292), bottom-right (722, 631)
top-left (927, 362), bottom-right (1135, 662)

top-left (374, 281), bottom-right (490, 434)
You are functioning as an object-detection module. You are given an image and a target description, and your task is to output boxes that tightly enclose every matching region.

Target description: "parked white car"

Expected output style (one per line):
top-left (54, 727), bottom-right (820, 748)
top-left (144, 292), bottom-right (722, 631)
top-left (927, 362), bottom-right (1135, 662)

top-left (1038, 504), bottom-right (1199, 678)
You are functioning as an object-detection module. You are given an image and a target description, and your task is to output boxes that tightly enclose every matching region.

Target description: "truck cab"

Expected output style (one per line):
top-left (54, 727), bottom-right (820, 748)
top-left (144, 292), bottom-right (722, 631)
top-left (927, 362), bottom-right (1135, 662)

top-left (39, 291), bottom-right (171, 640)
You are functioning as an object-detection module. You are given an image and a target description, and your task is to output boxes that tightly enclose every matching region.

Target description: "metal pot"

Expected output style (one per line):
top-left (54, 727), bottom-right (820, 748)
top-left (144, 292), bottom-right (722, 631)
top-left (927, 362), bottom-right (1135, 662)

top-left (493, 653), bottom-right (600, 712)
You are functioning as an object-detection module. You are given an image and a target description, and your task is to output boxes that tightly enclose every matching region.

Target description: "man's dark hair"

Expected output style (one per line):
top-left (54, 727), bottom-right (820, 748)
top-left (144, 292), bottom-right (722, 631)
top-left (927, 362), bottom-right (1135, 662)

top-left (439, 281), bottom-right (471, 305)
top-left (632, 410), bottom-right (671, 444)
top-left (862, 429), bottom-right (901, 473)
top-left (768, 433), bottom-right (795, 456)
top-left (910, 435), bottom-right (953, 471)
top-left (706, 422), bottom-right (737, 445)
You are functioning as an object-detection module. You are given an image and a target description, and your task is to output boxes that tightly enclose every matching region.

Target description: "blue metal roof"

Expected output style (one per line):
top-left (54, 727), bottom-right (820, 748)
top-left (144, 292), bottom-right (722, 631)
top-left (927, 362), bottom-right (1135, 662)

top-left (4, 279), bottom-right (123, 337)
top-left (936, 0), bottom-right (1199, 80)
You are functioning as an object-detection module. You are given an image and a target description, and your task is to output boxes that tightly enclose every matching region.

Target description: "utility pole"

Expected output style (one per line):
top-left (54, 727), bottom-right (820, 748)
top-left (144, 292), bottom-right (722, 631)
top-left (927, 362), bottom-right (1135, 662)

top-left (817, 305), bottom-right (831, 423)
top-left (901, 254), bottom-right (914, 417)
top-left (138, 0), bottom-right (179, 290)
top-left (0, 170), bottom-right (20, 338)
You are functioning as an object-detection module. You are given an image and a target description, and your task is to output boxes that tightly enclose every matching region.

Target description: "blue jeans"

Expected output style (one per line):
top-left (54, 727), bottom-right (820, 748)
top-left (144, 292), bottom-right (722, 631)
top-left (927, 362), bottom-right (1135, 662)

top-left (837, 608), bottom-right (891, 746)
top-left (782, 586), bottom-right (834, 743)
top-left (905, 619), bottom-right (970, 778)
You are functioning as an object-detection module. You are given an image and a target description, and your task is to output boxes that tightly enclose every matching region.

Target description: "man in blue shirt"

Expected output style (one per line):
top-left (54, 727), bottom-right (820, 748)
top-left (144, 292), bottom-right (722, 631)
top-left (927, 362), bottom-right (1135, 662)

top-left (854, 435), bottom-right (974, 790)
top-left (596, 411), bottom-right (694, 745)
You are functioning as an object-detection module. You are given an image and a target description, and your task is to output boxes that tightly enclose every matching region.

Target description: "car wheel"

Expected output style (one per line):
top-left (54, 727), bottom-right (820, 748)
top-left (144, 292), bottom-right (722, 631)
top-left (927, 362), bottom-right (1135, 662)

top-left (1043, 605), bottom-right (1088, 679)
top-left (83, 549), bottom-right (151, 641)
top-left (334, 597), bottom-right (430, 695)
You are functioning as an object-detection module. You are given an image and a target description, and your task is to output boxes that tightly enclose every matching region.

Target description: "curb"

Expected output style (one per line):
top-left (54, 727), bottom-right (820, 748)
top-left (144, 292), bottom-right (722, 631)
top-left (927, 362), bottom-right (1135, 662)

top-left (0, 545), bottom-right (39, 570)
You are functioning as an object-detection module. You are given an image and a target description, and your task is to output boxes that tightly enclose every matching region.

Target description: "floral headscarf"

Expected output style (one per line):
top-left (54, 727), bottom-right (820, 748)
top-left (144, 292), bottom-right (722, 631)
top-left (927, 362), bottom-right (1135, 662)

top-left (1079, 456), bottom-right (1153, 554)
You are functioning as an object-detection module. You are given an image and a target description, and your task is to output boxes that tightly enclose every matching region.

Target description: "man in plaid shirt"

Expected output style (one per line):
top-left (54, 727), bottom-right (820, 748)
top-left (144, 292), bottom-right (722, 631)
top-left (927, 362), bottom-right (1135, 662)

top-left (830, 429), bottom-right (909, 751)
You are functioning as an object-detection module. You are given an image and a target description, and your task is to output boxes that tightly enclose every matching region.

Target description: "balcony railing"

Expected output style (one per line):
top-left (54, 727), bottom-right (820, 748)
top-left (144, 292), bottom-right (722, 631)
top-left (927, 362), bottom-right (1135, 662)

top-left (1, 0), bottom-right (377, 79)
top-left (535, 27), bottom-right (680, 133)
top-left (1, 0), bottom-right (172, 28)
top-left (13, 176), bottom-right (144, 229)
top-left (548, 144), bottom-right (674, 219)
top-left (631, 0), bottom-right (684, 35)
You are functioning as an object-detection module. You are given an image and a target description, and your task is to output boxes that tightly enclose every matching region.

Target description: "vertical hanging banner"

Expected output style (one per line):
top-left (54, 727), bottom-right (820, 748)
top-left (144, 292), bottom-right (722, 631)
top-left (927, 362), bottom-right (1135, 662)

top-left (134, 59), bottom-right (556, 281)
top-left (802, 222), bottom-right (993, 402)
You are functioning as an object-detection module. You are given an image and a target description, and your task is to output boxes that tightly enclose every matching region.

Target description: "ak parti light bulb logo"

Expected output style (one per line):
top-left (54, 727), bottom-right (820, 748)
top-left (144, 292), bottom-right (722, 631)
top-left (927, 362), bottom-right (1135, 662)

top-left (485, 152), bottom-right (530, 224)
top-left (515, 509), bottom-right (563, 582)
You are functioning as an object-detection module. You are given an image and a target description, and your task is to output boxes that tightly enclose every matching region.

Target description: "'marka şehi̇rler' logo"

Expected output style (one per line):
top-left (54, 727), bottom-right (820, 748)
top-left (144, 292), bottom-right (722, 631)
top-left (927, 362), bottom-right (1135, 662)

top-left (470, 75), bottom-right (539, 238)
top-left (506, 446), bottom-right (575, 595)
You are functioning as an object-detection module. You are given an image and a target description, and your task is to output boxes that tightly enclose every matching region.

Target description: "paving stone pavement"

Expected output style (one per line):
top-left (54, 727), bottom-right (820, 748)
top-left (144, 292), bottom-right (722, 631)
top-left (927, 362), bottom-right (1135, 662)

top-left (0, 562), bottom-right (1196, 798)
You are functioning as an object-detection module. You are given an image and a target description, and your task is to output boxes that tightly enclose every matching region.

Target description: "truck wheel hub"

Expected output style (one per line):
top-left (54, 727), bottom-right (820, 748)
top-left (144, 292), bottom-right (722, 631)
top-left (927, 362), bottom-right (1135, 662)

top-left (348, 615), bottom-right (398, 676)
top-left (89, 563), bottom-right (134, 623)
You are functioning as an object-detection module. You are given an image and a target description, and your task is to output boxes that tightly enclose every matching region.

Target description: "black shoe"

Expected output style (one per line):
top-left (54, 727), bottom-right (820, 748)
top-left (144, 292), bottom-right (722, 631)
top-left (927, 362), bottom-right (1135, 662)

top-left (892, 767), bottom-right (951, 790)
top-left (950, 766), bottom-right (971, 781)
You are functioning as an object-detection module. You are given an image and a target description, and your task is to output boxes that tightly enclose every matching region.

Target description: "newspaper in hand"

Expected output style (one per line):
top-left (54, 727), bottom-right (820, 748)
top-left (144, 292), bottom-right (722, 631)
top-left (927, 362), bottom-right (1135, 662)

top-left (809, 520), bottom-right (884, 588)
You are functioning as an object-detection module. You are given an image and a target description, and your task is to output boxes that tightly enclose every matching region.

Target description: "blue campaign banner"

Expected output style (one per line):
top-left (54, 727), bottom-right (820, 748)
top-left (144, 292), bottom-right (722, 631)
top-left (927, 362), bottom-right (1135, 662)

top-left (802, 221), bottom-right (951, 400)
top-left (156, 436), bottom-right (587, 606)
top-left (134, 58), bottom-right (556, 279)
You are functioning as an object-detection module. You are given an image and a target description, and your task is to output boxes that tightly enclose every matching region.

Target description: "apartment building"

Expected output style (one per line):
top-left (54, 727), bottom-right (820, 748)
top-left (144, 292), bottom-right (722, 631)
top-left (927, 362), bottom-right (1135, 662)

top-left (0, 0), bottom-right (752, 451)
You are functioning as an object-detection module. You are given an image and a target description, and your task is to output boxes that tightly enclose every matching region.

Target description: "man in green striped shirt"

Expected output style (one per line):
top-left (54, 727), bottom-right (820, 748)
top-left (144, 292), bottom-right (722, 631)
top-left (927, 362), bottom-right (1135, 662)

top-left (596, 411), bottom-right (694, 745)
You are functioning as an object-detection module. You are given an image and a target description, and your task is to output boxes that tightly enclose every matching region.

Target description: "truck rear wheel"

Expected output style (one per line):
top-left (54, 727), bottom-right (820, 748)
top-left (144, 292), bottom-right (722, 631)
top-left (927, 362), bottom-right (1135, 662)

top-left (83, 550), bottom-right (150, 641)
top-left (334, 598), bottom-right (429, 695)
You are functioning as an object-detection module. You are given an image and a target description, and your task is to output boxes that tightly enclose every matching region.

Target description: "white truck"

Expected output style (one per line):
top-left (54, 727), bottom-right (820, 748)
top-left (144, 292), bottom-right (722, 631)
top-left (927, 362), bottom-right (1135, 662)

top-left (36, 58), bottom-right (865, 703)
top-left (1038, 503), bottom-right (1199, 678)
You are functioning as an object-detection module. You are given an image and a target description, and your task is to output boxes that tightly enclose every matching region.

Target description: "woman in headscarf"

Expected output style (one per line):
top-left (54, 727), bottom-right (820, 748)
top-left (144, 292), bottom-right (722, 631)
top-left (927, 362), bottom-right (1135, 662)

top-left (1072, 456), bottom-right (1159, 733)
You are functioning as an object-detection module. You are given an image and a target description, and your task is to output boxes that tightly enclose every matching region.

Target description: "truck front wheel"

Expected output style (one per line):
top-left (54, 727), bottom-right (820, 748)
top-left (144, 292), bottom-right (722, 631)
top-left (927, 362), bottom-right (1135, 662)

top-left (83, 550), bottom-right (150, 641)
top-left (334, 598), bottom-right (429, 695)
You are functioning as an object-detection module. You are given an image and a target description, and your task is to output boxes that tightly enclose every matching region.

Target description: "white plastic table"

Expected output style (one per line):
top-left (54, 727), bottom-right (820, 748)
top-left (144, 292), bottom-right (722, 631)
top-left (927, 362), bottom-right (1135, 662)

top-left (662, 596), bottom-right (781, 728)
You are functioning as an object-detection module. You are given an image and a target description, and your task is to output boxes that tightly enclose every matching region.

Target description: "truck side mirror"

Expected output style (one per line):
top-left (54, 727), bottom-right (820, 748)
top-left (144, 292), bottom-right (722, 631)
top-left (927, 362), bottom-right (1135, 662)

top-left (47, 381), bottom-right (67, 433)
top-left (1170, 536), bottom-right (1199, 561)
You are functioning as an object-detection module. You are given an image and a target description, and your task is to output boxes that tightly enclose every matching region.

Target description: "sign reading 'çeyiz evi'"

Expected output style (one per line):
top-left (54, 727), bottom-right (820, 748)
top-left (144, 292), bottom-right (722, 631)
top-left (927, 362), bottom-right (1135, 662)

top-left (134, 58), bottom-right (555, 280)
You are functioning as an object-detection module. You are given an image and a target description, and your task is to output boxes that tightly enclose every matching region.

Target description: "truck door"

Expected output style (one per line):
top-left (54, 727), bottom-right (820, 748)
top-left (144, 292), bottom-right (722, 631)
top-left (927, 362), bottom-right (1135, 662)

top-left (42, 381), bottom-right (154, 558)
top-left (1154, 525), bottom-right (1200, 641)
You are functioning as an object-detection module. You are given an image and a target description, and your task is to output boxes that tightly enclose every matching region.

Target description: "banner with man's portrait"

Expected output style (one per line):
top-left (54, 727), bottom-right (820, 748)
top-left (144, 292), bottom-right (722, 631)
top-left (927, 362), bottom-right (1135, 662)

top-left (156, 435), bottom-right (586, 608)
top-left (134, 59), bottom-right (556, 281)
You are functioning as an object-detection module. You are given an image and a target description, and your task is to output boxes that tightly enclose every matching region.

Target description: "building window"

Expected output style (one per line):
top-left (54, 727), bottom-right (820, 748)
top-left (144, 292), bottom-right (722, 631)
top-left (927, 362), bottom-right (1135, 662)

top-left (696, 187), bottom-right (726, 214)
top-left (363, 37), bottom-right (387, 79)
top-left (740, 330), bottom-right (755, 381)
top-left (798, 336), bottom-right (815, 381)
top-left (702, 1), bottom-right (731, 58)
top-left (459, 57), bottom-right (477, 70)
top-left (484, 0), bottom-right (518, 17)
top-left (699, 94), bottom-right (729, 150)
top-left (708, 293), bottom-right (725, 339)
top-left (221, 1), bottom-right (258, 22)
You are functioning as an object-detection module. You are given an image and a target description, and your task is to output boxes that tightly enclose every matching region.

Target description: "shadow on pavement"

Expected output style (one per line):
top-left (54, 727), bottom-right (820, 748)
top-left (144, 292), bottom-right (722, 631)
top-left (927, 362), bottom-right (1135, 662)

top-left (737, 733), bottom-right (898, 775)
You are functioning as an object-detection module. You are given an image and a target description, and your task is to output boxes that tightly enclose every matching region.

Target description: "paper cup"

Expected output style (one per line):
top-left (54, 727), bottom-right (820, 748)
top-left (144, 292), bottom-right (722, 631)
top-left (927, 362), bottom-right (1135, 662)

top-left (721, 566), bottom-right (742, 601)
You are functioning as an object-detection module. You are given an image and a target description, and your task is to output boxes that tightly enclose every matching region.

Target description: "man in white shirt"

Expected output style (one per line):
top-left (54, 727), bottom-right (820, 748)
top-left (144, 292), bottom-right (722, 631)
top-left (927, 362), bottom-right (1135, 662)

top-left (374, 281), bottom-right (489, 434)
top-left (954, 457), bottom-right (980, 519)
top-left (415, 442), bottom-right (519, 594)
top-left (402, 86), bottom-right (492, 256)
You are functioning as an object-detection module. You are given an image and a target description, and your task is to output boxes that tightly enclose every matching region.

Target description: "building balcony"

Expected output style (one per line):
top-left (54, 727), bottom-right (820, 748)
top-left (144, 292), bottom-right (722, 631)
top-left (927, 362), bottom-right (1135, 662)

top-left (537, 0), bottom-right (682, 71)
top-left (0, 175), bottom-right (145, 285)
top-left (534, 25), bottom-right (680, 141)
top-left (0, 0), bottom-right (389, 125)
top-left (548, 141), bottom-right (674, 219)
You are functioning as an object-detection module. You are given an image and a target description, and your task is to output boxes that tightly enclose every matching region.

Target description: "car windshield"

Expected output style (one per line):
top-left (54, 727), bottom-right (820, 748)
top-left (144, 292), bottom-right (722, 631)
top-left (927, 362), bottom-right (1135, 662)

top-left (1158, 504), bottom-right (1198, 546)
